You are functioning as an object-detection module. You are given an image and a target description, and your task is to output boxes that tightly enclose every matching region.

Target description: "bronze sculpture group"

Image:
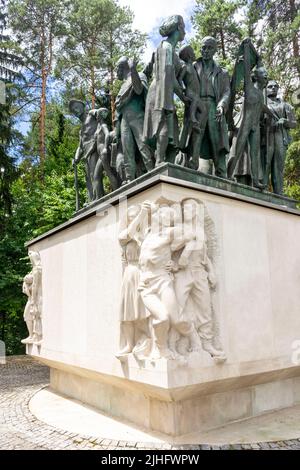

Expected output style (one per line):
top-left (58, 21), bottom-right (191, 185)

top-left (70, 15), bottom-right (296, 208)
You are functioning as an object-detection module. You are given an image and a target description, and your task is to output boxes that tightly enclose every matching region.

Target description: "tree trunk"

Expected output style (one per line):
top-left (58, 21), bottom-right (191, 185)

top-left (39, 24), bottom-right (47, 173)
top-left (289, 0), bottom-right (300, 75)
top-left (109, 30), bottom-right (115, 128)
top-left (91, 65), bottom-right (96, 109)
top-left (220, 28), bottom-right (226, 60)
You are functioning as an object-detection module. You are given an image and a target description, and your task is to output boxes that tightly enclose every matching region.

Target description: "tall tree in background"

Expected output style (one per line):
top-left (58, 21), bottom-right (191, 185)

top-left (248, 0), bottom-right (300, 95)
top-left (191, 0), bottom-right (244, 69)
top-left (0, 0), bottom-right (20, 82)
top-left (55, 0), bottom-right (146, 122)
top-left (8, 0), bottom-right (66, 169)
top-left (100, 1), bottom-right (146, 122)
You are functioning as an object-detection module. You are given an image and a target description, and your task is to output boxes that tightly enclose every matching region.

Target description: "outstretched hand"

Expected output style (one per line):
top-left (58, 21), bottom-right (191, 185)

top-left (216, 105), bottom-right (224, 123)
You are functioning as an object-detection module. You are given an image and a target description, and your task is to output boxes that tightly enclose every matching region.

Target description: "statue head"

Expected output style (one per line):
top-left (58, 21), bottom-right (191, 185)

top-left (127, 205), bottom-right (141, 223)
top-left (28, 251), bottom-right (41, 267)
top-left (267, 80), bottom-right (279, 98)
top-left (181, 198), bottom-right (204, 223)
top-left (116, 57), bottom-right (130, 81)
top-left (69, 99), bottom-right (86, 120)
top-left (159, 15), bottom-right (185, 42)
top-left (149, 204), bottom-right (175, 232)
top-left (252, 66), bottom-right (268, 88)
top-left (179, 45), bottom-right (196, 63)
top-left (96, 107), bottom-right (109, 122)
top-left (201, 36), bottom-right (217, 61)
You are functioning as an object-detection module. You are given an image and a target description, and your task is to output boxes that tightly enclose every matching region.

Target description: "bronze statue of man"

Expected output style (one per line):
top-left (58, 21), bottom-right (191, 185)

top-left (115, 57), bottom-right (154, 183)
top-left (70, 99), bottom-right (102, 202)
top-left (190, 36), bottom-right (230, 177)
top-left (263, 80), bottom-right (297, 194)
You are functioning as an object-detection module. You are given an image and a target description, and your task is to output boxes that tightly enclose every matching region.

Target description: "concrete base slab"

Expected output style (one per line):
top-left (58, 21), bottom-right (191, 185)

top-left (30, 387), bottom-right (300, 445)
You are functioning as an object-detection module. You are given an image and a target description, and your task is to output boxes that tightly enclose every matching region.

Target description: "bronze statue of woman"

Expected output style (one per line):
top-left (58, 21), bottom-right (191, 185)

top-left (143, 15), bottom-right (190, 166)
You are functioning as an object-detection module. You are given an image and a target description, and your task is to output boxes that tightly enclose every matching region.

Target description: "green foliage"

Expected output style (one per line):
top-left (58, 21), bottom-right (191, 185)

top-left (285, 106), bottom-right (300, 203)
top-left (55, 0), bottom-right (146, 111)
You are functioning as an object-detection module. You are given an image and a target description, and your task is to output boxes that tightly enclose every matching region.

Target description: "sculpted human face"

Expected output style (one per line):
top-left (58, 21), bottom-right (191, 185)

top-left (183, 200), bottom-right (197, 223)
top-left (202, 40), bottom-right (217, 61)
top-left (127, 206), bottom-right (140, 223)
top-left (256, 69), bottom-right (268, 88)
top-left (267, 81), bottom-right (279, 98)
top-left (116, 62), bottom-right (127, 81)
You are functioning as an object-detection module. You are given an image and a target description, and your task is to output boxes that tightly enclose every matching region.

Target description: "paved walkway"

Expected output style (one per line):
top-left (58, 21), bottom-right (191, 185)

top-left (1, 356), bottom-right (300, 450)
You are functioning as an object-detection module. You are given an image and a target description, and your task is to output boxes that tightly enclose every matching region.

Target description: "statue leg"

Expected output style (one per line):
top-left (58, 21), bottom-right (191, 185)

top-left (249, 128), bottom-right (265, 189)
top-left (140, 291), bottom-right (171, 359)
top-left (91, 153), bottom-right (104, 200)
top-left (116, 321), bottom-right (135, 356)
top-left (85, 160), bottom-right (93, 201)
top-left (271, 131), bottom-right (285, 194)
top-left (207, 104), bottom-right (226, 178)
top-left (130, 115), bottom-right (154, 172)
top-left (263, 132), bottom-right (274, 188)
top-left (101, 150), bottom-right (119, 191)
top-left (121, 118), bottom-right (137, 181)
top-left (227, 120), bottom-right (250, 180)
top-left (192, 271), bottom-right (226, 359)
top-left (156, 114), bottom-right (169, 165)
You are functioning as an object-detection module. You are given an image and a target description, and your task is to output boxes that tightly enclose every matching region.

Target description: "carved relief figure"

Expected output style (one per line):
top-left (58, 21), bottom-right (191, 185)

top-left (138, 203), bottom-right (201, 360)
top-left (21, 251), bottom-right (43, 345)
top-left (117, 203), bottom-right (151, 358)
top-left (174, 199), bottom-right (226, 361)
top-left (263, 80), bottom-right (297, 194)
top-left (143, 15), bottom-right (190, 166)
top-left (115, 57), bottom-right (154, 183)
top-left (117, 198), bottom-right (226, 363)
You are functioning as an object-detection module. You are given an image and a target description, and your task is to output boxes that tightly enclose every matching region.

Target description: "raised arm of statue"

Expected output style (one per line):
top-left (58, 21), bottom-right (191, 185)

top-left (130, 60), bottom-right (144, 96)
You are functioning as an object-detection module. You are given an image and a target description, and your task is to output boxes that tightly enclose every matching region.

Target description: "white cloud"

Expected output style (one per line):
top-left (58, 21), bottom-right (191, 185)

top-left (119, 0), bottom-right (196, 62)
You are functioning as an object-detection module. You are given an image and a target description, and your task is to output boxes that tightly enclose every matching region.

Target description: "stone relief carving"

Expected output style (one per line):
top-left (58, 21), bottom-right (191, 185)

top-left (117, 198), bottom-right (226, 363)
top-left (21, 251), bottom-right (43, 346)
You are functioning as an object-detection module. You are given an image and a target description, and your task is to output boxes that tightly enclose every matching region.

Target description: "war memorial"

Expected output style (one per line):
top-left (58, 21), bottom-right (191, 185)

top-left (21, 15), bottom-right (300, 441)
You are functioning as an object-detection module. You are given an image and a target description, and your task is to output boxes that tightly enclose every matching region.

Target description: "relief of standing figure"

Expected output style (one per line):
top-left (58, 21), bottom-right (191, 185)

top-left (116, 203), bottom-right (152, 358)
top-left (21, 251), bottom-right (43, 346)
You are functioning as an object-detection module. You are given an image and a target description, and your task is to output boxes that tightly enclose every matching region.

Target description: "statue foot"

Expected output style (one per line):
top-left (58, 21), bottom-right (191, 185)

top-left (213, 353), bottom-right (227, 364)
top-left (187, 158), bottom-right (198, 170)
top-left (21, 336), bottom-right (34, 345)
top-left (253, 180), bottom-right (266, 191)
top-left (155, 161), bottom-right (166, 168)
top-left (121, 180), bottom-right (131, 186)
top-left (115, 345), bottom-right (133, 359)
top-left (201, 339), bottom-right (226, 360)
top-left (151, 346), bottom-right (175, 360)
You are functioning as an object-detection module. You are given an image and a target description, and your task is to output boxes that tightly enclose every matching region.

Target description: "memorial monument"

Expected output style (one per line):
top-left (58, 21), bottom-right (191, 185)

top-left (23, 17), bottom-right (300, 440)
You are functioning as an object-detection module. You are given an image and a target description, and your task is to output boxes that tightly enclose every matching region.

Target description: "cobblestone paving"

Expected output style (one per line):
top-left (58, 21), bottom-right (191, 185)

top-left (1, 356), bottom-right (300, 450)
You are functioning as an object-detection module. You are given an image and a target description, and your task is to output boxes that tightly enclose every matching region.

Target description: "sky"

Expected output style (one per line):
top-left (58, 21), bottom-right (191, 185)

top-left (118, 0), bottom-right (196, 62)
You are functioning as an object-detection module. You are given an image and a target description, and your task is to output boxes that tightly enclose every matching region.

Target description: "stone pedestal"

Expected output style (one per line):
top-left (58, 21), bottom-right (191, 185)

top-left (26, 165), bottom-right (300, 438)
